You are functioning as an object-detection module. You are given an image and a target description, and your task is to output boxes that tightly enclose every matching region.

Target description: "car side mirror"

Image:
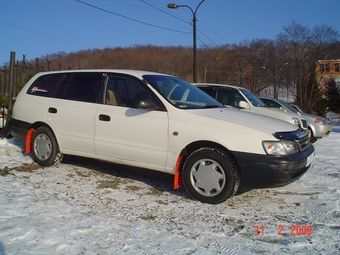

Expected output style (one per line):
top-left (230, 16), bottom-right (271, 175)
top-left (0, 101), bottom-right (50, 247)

top-left (279, 106), bottom-right (286, 112)
top-left (239, 101), bottom-right (250, 110)
top-left (137, 99), bottom-right (158, 110)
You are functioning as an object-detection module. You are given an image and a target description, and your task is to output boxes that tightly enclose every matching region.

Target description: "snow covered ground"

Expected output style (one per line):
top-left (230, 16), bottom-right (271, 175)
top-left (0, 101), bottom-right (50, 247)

top-left (0, 114), bottom-right (339, 255)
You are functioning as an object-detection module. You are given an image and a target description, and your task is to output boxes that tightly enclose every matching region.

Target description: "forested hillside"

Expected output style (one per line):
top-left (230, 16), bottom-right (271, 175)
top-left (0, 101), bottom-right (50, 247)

top-left (2, 21), bottom-right (340, 114)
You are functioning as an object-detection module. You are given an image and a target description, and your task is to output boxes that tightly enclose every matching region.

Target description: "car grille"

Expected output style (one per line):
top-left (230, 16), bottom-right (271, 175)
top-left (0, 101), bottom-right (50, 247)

top-left (300, 119), bottom-right (308, 129)
top-left (296, 135), bottom-right (310, 152)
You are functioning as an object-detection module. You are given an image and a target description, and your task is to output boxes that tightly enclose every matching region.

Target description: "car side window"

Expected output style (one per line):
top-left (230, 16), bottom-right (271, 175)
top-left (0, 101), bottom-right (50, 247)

top-left (54, 73), bottom-right (103, 103)
top-left (216, 88), bottom-right (244, 108)
top-left (199, 87), bottom-right (216, 98)
top-left (262, 99), bottom-right (281, 109)
top-left (27, 74), bottom-right (64, 97)
top-left (216, 89), bottom-right (234, 106)
top-left (105, 74), bottom-right (157, 109)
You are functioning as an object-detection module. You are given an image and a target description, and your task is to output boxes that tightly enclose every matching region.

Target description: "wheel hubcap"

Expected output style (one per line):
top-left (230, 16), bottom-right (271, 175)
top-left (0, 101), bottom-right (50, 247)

top-left (34, 134), bottom-right (52, 161)
top-left (190, 159), bottom-right (226, 197)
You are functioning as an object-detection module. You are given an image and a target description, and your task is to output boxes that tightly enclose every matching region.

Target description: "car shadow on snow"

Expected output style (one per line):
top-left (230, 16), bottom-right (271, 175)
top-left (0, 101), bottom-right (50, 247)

top-left (60, 155), bottom-right (191, 200)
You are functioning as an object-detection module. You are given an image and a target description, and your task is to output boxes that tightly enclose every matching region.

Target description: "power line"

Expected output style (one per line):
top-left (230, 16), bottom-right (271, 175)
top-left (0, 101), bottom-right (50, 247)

top-left (140, 0), bottom-right (188, 24)
top-left (121, 0), bottom-right (190, 31)
top-left (196, 27), bottom-right (219, 47)
top-left (139, 0), bottom-right (220, 48)
top-left (0, 20), bottom-right (92, 48)
top-left (75, 0), bottom-right (190, 34)
top-left (199, 20), bottom-right (229, 46)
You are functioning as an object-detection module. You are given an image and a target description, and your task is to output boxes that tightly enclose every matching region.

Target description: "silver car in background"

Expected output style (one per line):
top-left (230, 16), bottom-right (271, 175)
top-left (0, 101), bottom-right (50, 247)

top-left (194, 83), bottom-right (308, 130)
top-left (260, 97), bottom-right (332, 143)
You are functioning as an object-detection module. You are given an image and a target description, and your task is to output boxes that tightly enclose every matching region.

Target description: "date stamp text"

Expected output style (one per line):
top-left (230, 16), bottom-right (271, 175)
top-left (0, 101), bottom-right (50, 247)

top-left (255, 225), bottom-right (313, 236)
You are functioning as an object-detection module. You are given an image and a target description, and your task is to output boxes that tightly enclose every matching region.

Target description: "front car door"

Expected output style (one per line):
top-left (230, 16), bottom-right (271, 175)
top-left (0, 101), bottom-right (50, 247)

top-left (95, 73), bottom-right (169, 170)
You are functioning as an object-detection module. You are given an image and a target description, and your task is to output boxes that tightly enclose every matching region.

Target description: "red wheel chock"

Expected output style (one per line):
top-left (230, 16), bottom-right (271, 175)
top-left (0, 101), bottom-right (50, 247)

top-left (174, 155), bottom-right (183, 190)
top-left (25, 129), bottom-right (34, 154)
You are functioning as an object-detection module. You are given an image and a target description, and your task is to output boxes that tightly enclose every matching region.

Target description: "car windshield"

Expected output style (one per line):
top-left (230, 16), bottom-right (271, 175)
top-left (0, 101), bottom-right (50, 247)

top-left (276, 99), bottom-right (300, 113)
top-left (143, 75), bottom-right (223, 109)
top-left (239, 88), bottom-right (267, 107)
top-left (290, 104), bottom-right (302, 113)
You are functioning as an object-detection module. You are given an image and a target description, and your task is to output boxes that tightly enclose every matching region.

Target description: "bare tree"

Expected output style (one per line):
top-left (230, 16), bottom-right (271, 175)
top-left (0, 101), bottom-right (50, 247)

top-left (2, 21), bottom-right (339, 114)
top-left (275, 21), bottom-right (340, 112)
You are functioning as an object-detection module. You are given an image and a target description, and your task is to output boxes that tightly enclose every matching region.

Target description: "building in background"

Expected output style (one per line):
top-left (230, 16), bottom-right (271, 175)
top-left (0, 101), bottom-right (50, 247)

top-left (315, 59), bottom-right (340, 91)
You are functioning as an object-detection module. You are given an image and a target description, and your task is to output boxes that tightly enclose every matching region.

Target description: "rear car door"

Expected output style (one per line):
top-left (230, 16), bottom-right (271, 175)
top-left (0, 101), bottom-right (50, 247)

top-left (47, 72), bottom-right (103, 154)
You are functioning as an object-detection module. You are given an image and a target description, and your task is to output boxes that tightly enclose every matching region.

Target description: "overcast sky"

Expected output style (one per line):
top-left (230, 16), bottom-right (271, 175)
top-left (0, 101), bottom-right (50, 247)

top-left (1, 0), bottom-right (340, 65)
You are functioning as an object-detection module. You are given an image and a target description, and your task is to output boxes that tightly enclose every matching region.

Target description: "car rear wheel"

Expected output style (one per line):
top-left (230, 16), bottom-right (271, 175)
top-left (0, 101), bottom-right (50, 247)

top-left (31, 126), bottom-right (59, 167)
top-left (182, 147), bottom-right (240, 204)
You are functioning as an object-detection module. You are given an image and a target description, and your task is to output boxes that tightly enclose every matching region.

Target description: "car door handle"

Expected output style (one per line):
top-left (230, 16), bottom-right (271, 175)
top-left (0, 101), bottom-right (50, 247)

top-left (48, 107), bottom-right (57, 114)
top-left (99, 114), bottom-right (111, 122)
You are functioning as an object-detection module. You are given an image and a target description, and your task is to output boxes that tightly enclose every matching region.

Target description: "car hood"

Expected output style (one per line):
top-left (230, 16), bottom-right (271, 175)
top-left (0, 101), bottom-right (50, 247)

top-left (252, 106), bottom-right (301, 118)
top-left (300, 112), bottom-right (331, 124)
top-left (190, 107), bottom-right (300, 134)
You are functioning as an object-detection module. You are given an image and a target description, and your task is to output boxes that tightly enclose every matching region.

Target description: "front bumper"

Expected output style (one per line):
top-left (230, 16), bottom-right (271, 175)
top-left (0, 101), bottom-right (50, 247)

top-left (232, 145), bottom-right (315, 190)
top-left (311, 123), bottom-right (332, 138)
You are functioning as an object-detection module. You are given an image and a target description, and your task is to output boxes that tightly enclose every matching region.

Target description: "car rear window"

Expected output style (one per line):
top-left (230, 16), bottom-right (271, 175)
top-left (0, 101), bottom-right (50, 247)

top-left (27, 74), bottom-right (64, 97)
top-left (54, 73), bottom-right (103, 103)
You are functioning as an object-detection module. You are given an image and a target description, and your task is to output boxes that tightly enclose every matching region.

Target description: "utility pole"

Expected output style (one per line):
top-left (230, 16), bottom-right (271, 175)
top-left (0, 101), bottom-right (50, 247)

top-left (9, 51), bottom-right (15, 113)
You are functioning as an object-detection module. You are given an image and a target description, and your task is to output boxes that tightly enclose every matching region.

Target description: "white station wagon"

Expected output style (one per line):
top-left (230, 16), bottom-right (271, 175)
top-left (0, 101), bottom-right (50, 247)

top-left (9, 70), bottom-right (314, 204)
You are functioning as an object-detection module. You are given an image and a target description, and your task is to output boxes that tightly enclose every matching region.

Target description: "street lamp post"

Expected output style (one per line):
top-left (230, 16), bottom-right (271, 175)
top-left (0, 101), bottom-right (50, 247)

top-left (167, 0), bottom-right (205, 83)
top-left (204, 57), bottom-right (219, 83)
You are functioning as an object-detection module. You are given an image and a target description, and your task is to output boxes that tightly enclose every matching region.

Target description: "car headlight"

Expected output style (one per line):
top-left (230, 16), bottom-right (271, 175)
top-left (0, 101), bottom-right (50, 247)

top-left (291, 117), bottom-right (300, 126)
top-left (262, 140), bottom-right (299, 155)
top-left (314, 118), bottom-right (326, 124)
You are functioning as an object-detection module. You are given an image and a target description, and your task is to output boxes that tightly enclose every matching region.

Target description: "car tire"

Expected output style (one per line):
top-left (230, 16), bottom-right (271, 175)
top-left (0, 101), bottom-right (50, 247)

top-left (31, 126), bottom-right (59, 167)
top-left (182, 147), bottom-right (240, 204)
top-left (310, 137), bottom-right (317, 143)
top-left (309, 128), bottom-right (317, 143)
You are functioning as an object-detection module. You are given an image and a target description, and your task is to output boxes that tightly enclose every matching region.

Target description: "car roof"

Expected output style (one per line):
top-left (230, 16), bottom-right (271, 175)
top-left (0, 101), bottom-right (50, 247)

top-left (34, 69), bottom-right (172, 77)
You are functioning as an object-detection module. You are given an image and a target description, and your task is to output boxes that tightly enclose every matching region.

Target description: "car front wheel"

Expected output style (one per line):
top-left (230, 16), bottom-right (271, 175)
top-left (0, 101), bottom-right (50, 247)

top-left (310, 137), bottom-right (317, 143)
top-left (31, 126), bottom-right (59, 167)
top-left (182, 147), bottom-right (240, 204)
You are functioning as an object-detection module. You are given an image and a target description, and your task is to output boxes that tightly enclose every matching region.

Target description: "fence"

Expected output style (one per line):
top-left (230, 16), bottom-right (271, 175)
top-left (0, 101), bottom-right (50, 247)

top-left (0, 51), bottom-right (65, 114)
top-left (1, 52), bottom-right (43, 100)
top-left (0, 52), bottom-right (55, 137)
